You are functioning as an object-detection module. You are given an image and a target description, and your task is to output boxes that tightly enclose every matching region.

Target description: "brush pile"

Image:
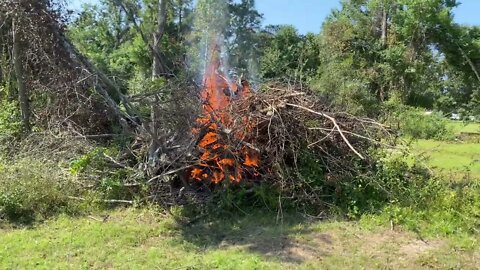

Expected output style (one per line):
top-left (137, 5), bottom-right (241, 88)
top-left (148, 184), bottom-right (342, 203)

top-left (1, 1), bottom-right (392, 210)
top-left (131, 81), bottom-right (391, 208)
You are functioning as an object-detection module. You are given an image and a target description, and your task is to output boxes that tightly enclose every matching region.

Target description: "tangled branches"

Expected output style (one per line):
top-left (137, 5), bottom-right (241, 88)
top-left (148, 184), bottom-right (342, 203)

top-left (126, 81), bottom-right (392, 210)
top-left (0, 0), bottom-right (128, 135)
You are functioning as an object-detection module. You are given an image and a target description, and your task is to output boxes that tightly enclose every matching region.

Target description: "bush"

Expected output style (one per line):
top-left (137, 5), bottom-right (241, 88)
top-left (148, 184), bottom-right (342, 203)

top-left (0, 99), bottom-right (21, 138)
top-left (0, 158), bottom-right (90, 224)
top-left (361, 178), bottom-right (480, 237)
top-left (316, 148), bottom-right (441, 218)
top-left (69, 147), bottom-right (144, 202)
top-left (211, 147), bottom-right (438, 218)
top-left (384, 105), bottom-right (453, 140)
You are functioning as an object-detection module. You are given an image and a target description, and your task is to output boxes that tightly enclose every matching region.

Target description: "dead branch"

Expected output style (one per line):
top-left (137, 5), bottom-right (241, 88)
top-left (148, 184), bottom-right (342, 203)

top-left (285, 103), bottom-right (365, 159)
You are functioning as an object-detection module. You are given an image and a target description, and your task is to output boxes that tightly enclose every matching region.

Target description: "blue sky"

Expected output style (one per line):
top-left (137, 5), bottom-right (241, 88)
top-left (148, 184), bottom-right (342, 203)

top-left (69, 0), bottom-right (480, 34)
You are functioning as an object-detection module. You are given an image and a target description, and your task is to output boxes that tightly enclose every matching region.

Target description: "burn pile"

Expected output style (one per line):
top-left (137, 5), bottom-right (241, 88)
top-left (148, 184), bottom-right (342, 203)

top-left (137, 47), bottom-right (389, 207)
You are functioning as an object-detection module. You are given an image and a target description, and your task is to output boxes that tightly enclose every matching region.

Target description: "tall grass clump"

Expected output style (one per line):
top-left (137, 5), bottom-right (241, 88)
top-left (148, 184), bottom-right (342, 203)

top-left (0, 157), bottom-right (92, 224)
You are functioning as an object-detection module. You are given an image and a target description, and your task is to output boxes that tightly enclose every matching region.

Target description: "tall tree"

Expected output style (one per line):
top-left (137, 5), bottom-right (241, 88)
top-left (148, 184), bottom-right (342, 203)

top-left (227, 0), bottom-right (262, 78)
top-left (12, 18), bottom-right (30, 133)
top-left (313, 0), bottom-right (468, 115)
top-left (152, 0), bottom-right (167, 79)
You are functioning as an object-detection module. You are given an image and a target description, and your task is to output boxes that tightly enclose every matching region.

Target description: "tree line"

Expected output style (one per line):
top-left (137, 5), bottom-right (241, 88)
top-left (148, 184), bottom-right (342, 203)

top-left (0, 0), bottom-right (479, 136)
top-left (68, 0), bottom-right (480, 116)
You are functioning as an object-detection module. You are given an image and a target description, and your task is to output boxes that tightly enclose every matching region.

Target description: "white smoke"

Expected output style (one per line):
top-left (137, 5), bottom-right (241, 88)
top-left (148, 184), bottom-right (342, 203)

top-left (187, 0), bottom-right (259, 89)
top-left (187, 0), bottom-right (231, 84)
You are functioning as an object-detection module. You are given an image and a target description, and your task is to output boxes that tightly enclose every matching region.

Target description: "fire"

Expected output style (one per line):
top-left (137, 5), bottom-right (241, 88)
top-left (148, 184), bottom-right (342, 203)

top-left (191, 42), bottom-right (259, 184)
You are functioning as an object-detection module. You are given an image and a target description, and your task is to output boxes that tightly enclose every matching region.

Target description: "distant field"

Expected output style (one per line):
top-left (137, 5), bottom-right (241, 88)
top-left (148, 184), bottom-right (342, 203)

top-left (413, 122), bottom-right (480, 180)
top-left (448, 121), bottom-right (480, 134)
top-left (414, 139), bottom-right (480, 179)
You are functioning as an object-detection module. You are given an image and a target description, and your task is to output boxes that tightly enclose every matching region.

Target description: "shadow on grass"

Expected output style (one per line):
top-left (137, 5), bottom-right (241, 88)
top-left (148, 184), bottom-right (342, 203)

top-left (174, 208), bottom-right (333, 264)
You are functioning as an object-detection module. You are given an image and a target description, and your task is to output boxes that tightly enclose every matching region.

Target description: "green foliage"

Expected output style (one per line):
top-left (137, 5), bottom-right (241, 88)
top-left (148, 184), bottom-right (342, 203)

top-left (69, 147), bottom-right (144, 202)
top-left (227, 0), bottom-right (263, 77)
top-left (361, 131), bottom-right (480, 237)
top-left (208, 144), bottom-right (454, 222)
top-left (334, 150), bottom-right (436, 217)
top-left (260, 26), bottom-right (320, 82)
top-left (68, 0), bottom-right (191, 95)
top-left (0, 158), bottom-right (90, 224)
top-left (0, 97), bottom-right (21, 139)
top-left (65, 0), bottom-right (478, 116)
top-left (69, 148), bottom-right (106, 175)
top-left (308, 0), bottom-right (479, 116)
top-left (209, 146), bottom-right (439, 219)
top-left (385, 104), bottom-right (453, 140)
top-left (99, 168), bottom-right (139, 201)
top-left (362, 179), bottom-right (480, 237)
top-left (210, 182), bottom-right (285, 214)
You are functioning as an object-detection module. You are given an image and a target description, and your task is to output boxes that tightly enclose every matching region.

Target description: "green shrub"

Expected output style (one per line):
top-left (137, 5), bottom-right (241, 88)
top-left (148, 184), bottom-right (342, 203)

top-left (384, 105), bottom-right (453, 140)
top-left (69, 148), bottom-right (107, 175)
top-left (331, 149), bottom-right (440, 218)
top-left (210, 147), bottom-right (438, 218)
top-left (0, 99), bottom-right (21, 138)
top-left (69, 147), bottom-right (144, 202)
top-left (361, 179), bottom-right (480, 237)
top-left (0, 158), bottom-right (89, 224)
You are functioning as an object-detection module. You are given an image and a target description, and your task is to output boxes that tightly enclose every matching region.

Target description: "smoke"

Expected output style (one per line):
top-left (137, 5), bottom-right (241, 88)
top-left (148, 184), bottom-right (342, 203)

top-left (187, 0), bottom-right (231, 84)
top-left (187, 0), bottom-right (260, 88)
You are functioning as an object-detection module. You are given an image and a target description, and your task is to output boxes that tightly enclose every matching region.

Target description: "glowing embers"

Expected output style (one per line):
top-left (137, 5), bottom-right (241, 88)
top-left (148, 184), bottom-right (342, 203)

top-left (191, 113), bottom-right (259, 184)
top-left (191, 45), bottom-right (259, 184)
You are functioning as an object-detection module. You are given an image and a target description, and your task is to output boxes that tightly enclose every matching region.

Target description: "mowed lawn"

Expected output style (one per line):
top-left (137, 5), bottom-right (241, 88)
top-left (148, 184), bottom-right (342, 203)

top-left (1, 208), bottom-right (479, 269)
top-left (448, 121), bottom-right (480, 134)
top-left (413, 122), bottom-right (480, 180)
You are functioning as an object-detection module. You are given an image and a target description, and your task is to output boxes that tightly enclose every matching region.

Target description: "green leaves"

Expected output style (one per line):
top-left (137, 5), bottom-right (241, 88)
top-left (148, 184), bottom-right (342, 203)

top-left (0, 96), bottom-right (21, 138)
top-left (260, 26), bottom-right (320, 81)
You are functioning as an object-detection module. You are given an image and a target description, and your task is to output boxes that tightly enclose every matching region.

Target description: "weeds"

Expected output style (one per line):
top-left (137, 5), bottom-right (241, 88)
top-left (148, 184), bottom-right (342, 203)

top-left (0, 158), bottom-right (93, 224)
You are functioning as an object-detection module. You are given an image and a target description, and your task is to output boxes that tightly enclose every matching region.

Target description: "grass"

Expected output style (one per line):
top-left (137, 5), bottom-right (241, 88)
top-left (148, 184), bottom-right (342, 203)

top-left (1, 121), bottom-right (479, 269)
top-left (448, 121), bottom-right (480, 134)
top-left (1, 208), bottom-right (479, 269)
top-left (412, 122), bottom-right (480, 180)
top-left (413, 139), bottom-right (480, 179)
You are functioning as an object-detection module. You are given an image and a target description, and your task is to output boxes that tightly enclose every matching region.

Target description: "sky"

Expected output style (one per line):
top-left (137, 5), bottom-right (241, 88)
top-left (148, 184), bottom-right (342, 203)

top-left (69, 0), bottom-right (480, 34)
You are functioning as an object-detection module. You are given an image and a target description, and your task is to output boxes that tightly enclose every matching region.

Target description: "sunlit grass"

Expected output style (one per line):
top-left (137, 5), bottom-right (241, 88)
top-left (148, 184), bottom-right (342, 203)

top-left (0, 208), bottom-right (287, 269)
top-left (410, 123), bottom-right (480, 181)
top-left (447, 121), bottom-right (480, 134)
top-left (1, 208), bottom-right (478, 269)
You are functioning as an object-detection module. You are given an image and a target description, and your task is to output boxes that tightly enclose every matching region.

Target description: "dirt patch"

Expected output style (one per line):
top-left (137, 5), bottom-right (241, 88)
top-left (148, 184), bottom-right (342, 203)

top-left (260, 227), bottom-right (446, 265)
top-left (399, 239), bottom-right (444, 258)
top-left (177, 216), bottom-right (448, 266)
top-left (278, 233), bottom-right (335, 262)
top-left (342, 229), bottom-right (445, 259)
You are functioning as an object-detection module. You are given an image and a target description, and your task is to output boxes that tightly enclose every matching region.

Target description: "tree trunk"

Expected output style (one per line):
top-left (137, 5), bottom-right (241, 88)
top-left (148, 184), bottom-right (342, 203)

top-left (457, 43), bottom-right (480, 83)
top-left (12, 19), bottom-right (31, 133)
top-left (152, 0), bottom-right (167, 79)
top-left (381, 2), bottom-right (388, 47)
top-left (178, 0), bottom-right (183, 37)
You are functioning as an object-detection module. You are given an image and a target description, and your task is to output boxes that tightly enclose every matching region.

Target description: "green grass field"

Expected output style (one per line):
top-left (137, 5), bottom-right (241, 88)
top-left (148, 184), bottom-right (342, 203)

top-left (414, 139), bottom-right (480, 179)
top-left (413, 122), bottom-right (480, 180)
top-left (448, 121), bottom-right (480, 134)
top-left (1, 208), bottom-right (479, 269)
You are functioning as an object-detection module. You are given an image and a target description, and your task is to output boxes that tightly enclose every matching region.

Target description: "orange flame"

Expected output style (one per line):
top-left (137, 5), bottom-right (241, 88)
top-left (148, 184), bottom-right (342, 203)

top-left (191, 42), bottom-right (259, 184)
